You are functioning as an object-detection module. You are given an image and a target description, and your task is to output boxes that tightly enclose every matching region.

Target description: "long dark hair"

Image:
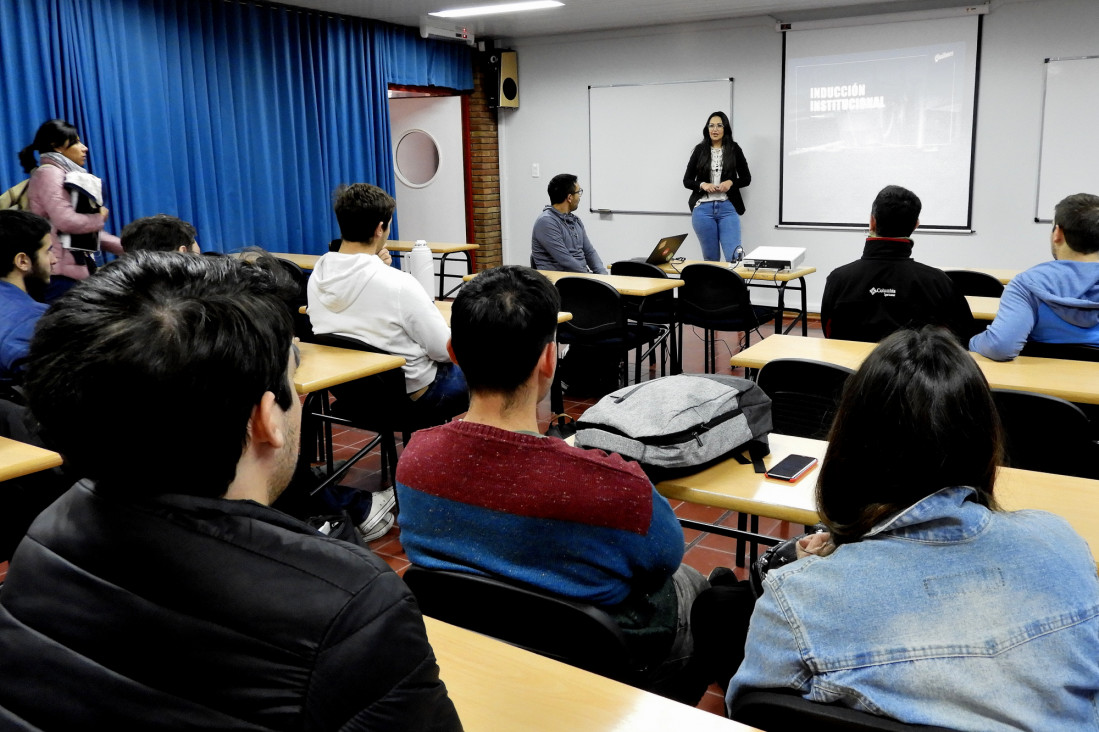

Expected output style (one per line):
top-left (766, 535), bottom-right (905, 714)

top-left (19, 119), bottom-right (79, 173)
top-left (816, 326), bottom-right (1003, 545)
top-left (693, 110), bottom-right (733, 180)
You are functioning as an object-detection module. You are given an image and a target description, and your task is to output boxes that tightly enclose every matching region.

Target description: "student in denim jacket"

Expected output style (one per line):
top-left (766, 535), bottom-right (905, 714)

top-left (727, 326), bottom-right (1099, 731)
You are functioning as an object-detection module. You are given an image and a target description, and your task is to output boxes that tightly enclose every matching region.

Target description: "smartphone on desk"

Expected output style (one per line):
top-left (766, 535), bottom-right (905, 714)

top-left (765, 454), bottom-right (819, 483)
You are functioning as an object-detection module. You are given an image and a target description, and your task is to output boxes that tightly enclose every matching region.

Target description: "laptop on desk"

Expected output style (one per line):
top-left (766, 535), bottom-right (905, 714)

top-left (636, 233), bottom-right (688, 265)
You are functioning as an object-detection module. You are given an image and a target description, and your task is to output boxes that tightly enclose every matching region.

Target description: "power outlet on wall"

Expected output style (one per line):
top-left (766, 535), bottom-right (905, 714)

top-left (531, 163), bottom-right (540, 178)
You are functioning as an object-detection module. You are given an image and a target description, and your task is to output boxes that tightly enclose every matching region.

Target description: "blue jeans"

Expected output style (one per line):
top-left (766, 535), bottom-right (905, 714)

top-left (691, 200), bottom-right (741, 262)
top-left (414, 362), bottom-right (469, 423)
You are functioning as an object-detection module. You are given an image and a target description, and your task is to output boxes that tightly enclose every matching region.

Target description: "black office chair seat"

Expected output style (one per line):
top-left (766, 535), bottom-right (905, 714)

top-left (732, 689), bottom-right (958, 732)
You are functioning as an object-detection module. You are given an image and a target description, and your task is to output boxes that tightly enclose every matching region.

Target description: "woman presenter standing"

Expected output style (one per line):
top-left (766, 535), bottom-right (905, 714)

top-left (19, 119), bottom-right (122, 302)
top-left (683, 111), bottom-right (750, 262)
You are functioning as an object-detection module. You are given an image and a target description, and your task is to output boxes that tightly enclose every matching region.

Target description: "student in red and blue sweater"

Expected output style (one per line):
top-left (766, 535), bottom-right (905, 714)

top-left (396, 265), bottom-right (710, 703)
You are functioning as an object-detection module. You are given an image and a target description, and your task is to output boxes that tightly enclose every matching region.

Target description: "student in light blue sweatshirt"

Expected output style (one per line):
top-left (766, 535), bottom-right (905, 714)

top-left (970, 192), bottom-right (1099, 360)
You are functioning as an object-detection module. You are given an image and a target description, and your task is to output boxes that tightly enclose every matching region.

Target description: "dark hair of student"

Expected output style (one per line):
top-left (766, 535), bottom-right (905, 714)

top-left (24, 251), bottom-right (298, 497)
top-left (870, 185), bottom-right (922, 238)
top-left (1054, 193), bottom-right (1099, 255)
top-left (333, 183), bottom-right (396, 244)
top-left (816, 326), bottom-right (1002, 545)
top-left (18, 119), bottom-right (80, 173)
top-left (121, 214), bottom-right (198, 253)
top-left (450, 265), bottom-right (560, 394)
top-left (546, 174), bottom-right (579, 205)
top-left (0, 210), bottom-right (51, 278)
top-left (692, 110), bottom-right (734, 180)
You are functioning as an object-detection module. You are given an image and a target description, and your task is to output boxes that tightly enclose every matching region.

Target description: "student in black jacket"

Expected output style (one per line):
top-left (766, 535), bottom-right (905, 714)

top-left (821, 185), bottom-right (974, 343)
top-left (0, 252), bottom-right (461, 731)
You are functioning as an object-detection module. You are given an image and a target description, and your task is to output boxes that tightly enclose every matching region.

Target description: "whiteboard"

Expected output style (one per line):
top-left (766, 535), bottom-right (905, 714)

top-left (589, 79), bottom-right (734, 215)
top-left (1036, 56), bottom-right (1099, 221)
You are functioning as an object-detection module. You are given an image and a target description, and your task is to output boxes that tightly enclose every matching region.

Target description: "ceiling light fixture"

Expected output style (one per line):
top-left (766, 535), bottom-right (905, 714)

top-left (429, 1), bottom-right (563, 19)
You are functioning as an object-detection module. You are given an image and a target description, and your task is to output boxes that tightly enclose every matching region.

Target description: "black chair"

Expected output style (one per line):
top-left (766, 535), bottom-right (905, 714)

top-left (308, 334), bottom-right (458, 489)
top-left (732, 689), bottom-right (958, 732)
top-left (1019, 341), bottom-right (1099, 362)
top-left (991, 388), bottom-right (1099, 479)
top-left (403, 565), bottom-right (642, 684)
top-left (756, 358), bottom-right (855, 440)
top-left (610, 260), bottom-right (680, 374)
top-left (679, 263), bottom-right (776, 374)
top-left (944, 270), bottom-right (1005, 297)
top-left (555, 277), bottom-right (665, 388)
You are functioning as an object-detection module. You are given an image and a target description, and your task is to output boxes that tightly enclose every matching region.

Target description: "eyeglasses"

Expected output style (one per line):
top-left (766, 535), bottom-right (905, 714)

top-left (708, 123), bottom-right (724, 129)
top-left (571, 188), bottom-right (584, 196)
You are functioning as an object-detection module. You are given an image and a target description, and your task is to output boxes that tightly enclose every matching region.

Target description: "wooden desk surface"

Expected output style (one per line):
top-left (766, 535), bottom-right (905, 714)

top-left (658, 260), bottom-right (817, 282)
top-left (657, 433), bottom-right (1099, 561)
top-left (294, 342), bottom-right (405, 394)
top-left (967, 295), bottom-right (1000, 321)
top-left (939, 266), bottom-right (1019, 284)
top-left (269, 252), bottom-right (320, 270)
top-left (464, 270), bottom-right (683, 298)
top-left (0, 436), bottom-right (63, 482)
top-left (424, 617), bottom-right (754, 731)
top-left (388, 240), bottom-right (479, 254)
top-left (434, 300), bottom-right (572, 326)
top-left (730, 334), bottom-right (1099, 405)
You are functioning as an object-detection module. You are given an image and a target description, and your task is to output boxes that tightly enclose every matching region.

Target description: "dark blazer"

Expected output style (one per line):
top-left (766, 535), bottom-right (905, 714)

top-left (0, 481), bottom-right (462, 731)
top-left (682, 141), bottom-right (751, 214)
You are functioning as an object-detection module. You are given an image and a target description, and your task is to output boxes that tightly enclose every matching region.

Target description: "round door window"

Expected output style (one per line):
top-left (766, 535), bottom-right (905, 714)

top-left (395, 129), bottom-right (440, 188)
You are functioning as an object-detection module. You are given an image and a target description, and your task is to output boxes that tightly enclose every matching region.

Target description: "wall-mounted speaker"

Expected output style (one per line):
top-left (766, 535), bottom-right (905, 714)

top-left (498, 50), bottom-right (519, 108)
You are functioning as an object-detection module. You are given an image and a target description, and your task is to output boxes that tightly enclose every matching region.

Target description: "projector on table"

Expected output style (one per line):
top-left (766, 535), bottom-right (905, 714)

top-left (740, 246), bottom-right (806, 271)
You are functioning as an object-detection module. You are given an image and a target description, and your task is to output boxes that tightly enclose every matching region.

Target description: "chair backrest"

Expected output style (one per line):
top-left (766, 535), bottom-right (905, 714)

top-left (944, 270), bottom-right (1005, 297)
top-left (609, 260), bottom-right (668, 279)
top-left (991, 388), bottom-right (1099, 479)
top-left (732, 689), bottom-right (959, 732)
top-left (678, 263), bottom-right (754, 323)
top-left (609, 260), bottom-right (676, 322)
top-left (402, 565), bottom-right (640, 683)
top-left (756, 358), bottom-right (855, 440)
top-left (1018, 341), bottom-right (1099, 362)
top-left (555, 277), bottom-right (627, 341)
top-left (309, 333), bottom-right (416, 426)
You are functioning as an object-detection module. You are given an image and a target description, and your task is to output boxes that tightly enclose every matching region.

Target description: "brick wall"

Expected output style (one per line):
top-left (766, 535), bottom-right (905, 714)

top-left (467, 61), bottom-right (502, 271)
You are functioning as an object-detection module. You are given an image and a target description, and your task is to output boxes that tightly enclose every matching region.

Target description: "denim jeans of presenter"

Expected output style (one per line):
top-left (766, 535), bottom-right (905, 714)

top-left (692, 199), bottom-right (741, 262)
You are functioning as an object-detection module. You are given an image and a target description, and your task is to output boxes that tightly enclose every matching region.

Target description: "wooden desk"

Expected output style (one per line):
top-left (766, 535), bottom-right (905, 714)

top-left (424, 617), bottom-right (754, 731)
top-left (656, 433), bottom-right (1099, 563)
top-left (730, 334), bottom-right (1099, 405)
top-left (269, 252), bottom-right (320, 270)
top-left (389, 240), bottom-right (480, 299)
top-left (967, 295), bottom-right (999, 321)
top-left (463, 270), bottom-right (683, 298)
top-left (294, 342), bottom-right (405, 395)
top-left (658, 260), bottom-right (817, 337)
top-left (939, 266), bottom-right (1019, 284)
top-left (434, 300), bottom-right (573, 327)
top-left (0, 436), bottom-right (63, 482)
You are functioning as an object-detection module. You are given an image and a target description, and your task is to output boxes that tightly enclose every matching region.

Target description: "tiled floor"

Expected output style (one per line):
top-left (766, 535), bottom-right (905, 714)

top-left (320, 313), bottom-right (823, 717)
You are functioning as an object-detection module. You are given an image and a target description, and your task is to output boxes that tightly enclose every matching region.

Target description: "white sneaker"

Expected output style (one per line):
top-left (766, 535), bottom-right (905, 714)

top-left (356, 488), bottom-right (396, 541)
top-left (357, 511), bottom-right (395, 542)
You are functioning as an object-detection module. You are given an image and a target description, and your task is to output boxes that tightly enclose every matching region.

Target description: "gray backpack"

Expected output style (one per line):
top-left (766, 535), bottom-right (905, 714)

top-left (574, 374), bottom-right (772, 481)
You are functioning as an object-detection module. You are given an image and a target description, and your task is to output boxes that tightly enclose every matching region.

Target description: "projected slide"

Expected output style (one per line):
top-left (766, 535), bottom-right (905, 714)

top-left (780, 16), bottom-right (980, 228)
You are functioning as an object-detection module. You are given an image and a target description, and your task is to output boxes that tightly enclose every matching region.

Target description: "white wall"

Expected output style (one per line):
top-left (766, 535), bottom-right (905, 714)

top-left (498, 0), bottom-right (1099, 311)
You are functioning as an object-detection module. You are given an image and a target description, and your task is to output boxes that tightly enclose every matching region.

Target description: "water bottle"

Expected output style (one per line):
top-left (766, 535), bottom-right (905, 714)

top-left (410, 239), bottom-right (435, 300)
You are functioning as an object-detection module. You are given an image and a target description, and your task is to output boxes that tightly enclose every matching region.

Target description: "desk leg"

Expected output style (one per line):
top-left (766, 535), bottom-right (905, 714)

top-left (799, 276), bottom-right (809, 336)
top-left (440, 251), bottom-right (474, 299)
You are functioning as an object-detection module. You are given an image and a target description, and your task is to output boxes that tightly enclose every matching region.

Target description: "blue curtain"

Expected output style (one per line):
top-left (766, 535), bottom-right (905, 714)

top-left (0, 0), bottom-right (472, 253)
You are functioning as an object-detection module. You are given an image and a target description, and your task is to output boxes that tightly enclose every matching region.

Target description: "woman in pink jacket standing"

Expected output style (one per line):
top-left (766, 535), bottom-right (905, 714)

top-left (19, 119), bottom-right (122, 302)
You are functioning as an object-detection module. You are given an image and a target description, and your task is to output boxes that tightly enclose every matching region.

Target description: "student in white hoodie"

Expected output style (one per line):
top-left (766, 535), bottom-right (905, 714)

top-left (307, 184), bottom-right (469, 519)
